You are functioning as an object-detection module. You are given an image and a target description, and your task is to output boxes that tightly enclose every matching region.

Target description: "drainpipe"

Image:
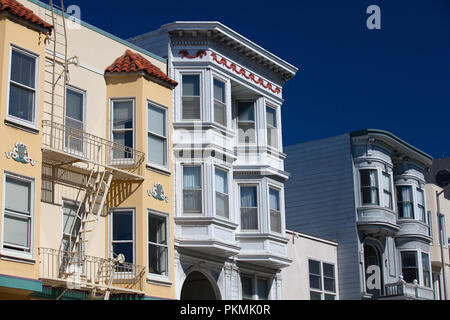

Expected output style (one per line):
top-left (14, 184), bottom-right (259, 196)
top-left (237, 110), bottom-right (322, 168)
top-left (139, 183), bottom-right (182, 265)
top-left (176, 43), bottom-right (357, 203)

top-left (436, 189), bottom-right (448, 300)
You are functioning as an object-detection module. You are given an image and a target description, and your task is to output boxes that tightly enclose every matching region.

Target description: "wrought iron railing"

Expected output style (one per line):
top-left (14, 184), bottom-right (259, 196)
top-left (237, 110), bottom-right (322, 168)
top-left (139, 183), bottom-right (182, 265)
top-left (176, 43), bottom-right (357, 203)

top-left (42, 120), bottom-right (145, 177)
top-left (39, 248), bottom-right (146, 295)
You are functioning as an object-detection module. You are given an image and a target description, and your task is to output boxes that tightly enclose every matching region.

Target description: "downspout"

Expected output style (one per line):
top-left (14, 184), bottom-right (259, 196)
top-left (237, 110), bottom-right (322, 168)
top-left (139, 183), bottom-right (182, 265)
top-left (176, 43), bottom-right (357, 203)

top-left (436, 190), bottom-right (448, 300)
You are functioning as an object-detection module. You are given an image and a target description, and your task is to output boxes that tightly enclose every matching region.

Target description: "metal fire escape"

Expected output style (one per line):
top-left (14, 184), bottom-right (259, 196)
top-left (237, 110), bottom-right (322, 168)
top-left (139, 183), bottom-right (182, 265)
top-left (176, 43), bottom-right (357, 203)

top-left (39, 0), bottom-right (146, 300)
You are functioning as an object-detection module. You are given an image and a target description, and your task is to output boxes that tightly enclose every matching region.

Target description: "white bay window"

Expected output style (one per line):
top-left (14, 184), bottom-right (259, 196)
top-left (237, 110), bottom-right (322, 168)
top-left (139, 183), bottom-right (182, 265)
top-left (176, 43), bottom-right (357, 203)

top-left (240, 186), bottom-right (258, 231)
top-left (183, 166), bottom-right (202, 214)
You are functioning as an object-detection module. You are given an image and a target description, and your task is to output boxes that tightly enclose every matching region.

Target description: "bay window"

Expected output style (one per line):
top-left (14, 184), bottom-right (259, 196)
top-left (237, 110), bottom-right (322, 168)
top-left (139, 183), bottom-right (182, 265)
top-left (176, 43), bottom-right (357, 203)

top-left (183, 166), bottom-right (202, 214)
top-left (182, 74), bottom-right (201, 120)
top-left (237, 101), bottom-right (256, 144)
top-left (148, 212), bottom-right (168, 277)
top-left (215, 168), bottom-right (229, 218)
top-left (111, 99), bottom-right (134, 160)
top-left (8, 47), bottom-right (37, 125)
top-left (360, 170), bottom-right (379, 205)
top-left (269, 188), bottom-right (281, 234)
top-left (65, 87), bottom-right (85, 154)
top-left (266, 106), bottom-right (278, 149)
top-left (240, 186), bottom-right (258, 231)
top-left (213, 78), bottom-right (227, 126)
top-left (397, 186), bottom-right (414, 219)
top-left (2, 174), bottom-right (34, 255)
top-left (148, 103), bottom-right (167, 167)
top-left (382, 173), bottom-right (393, 209)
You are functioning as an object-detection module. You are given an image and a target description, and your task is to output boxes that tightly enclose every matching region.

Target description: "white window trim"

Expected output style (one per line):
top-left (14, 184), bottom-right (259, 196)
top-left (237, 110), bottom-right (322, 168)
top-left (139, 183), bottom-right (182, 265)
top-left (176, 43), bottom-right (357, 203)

top-left (6, 44), bottom-right (40, 130)
top-left (265, 103), bottom-right (281, 151)
top-left (396, 184), bottom-right (416, 220)
top-left (211, 72), bottom-right (231, 130)
top-left (65, 85), bottom-right (87, 156)
top-left (109, 98), bottom-right (136, 164)
top-left (213, 164), bottom-right (231, 221)
top-left (268, 185), bottom-right (284, 235)
top-left (108, 208), bottom-right (136, 266)
top-left (382, 171), bottom-right (394, 211)
top-left (181, 163), bottom-right (204, 216)
top-left (178, 71), bottom-right (204, 122)
top-left (234, 99), bottom-right (258, 147)
top-left (1, 171), bottom-right (35, 262)
top-left (308, 258), bottom-right (337, 300)
top-left (238, 182), bottom-right (261, 233)
top-left (359, 168), bottom-right (380, 207)
top-left (147, 209), bottom-right (171, 284)
top-left (399, 249), bottom-right (432, 288)
top-left (240, 273), bottom-right (272, 301)
top-left (146, 100), bottom-right (170, 172)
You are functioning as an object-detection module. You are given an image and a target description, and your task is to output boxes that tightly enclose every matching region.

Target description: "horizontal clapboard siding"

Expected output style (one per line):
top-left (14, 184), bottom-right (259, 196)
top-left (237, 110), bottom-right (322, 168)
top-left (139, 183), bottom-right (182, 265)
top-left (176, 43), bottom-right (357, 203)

top-left (284, 134), bottom-right (361, 300)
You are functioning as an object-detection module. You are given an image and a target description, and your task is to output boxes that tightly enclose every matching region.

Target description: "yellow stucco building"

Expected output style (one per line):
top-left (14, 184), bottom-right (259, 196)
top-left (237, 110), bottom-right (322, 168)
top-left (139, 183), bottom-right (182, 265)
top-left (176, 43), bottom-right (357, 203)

top-left (0, 0), bottom-right (177, 300)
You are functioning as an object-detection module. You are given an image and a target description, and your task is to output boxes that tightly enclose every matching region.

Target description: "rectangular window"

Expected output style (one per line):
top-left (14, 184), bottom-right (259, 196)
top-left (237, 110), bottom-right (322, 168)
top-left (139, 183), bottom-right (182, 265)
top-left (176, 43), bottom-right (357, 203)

top-left (417, 189), bottom-right (426, 223)
top-left (213, 79), bottom-right (226, 126)
top-left (241, 276), bottom-right (270, 300)
top-left (269, 188), bottom-right (281, 234)
top-left (62, 201), bottom-right (84, 254)
top-left (215, 168), bottom-right (229, 219)
top-left (397, 186), bottom-right (414, 219)
top-left (2, 175), bottom-right (33, 254)
top-left (237, 101), bottom-right (256, 144)
top-left (422, 252), bottom-right (431, 288)
top-left (148, 213), bottom-right (168, 277)
top-left (8, 48), bottom-right (37, 124)
top-left (111, 210), bottom-right (134, 269)
top-left (360, 170), bottom-right (379, 205)
top-left (438, 214), bottom-right (447, 247)
top-left (382, 173), bottom-right (393, 209)
top-left (182, 75), bottom-right (201, 120)
top-left (111, 100), bottom-right (134, 160)
top-left (148, 103), bottom-right (167, 167)
top-left (240, 186), bottom-right (258, 231)
top-left (183, 166), bottom-right (202, 214)
top-left (241, 276), bottom-right (253, 300)
top-left (309, 260), bottom-right (336, 300)
top-left (65, 87), bottom-right (85, 155)
top-left (401, 251), bottom-right (418, 284)
top-left (428, 211), bottom-right (433, 238)
top-left (266, 106), bottom-right (278, 149)
top-left (257, 279), bottom-right (269, 300)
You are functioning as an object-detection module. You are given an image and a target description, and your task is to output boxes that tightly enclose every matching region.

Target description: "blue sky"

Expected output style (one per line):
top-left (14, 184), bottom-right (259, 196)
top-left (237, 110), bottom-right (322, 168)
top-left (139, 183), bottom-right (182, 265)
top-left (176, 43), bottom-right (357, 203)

top-left (53, 0), bottom-right (450, 159)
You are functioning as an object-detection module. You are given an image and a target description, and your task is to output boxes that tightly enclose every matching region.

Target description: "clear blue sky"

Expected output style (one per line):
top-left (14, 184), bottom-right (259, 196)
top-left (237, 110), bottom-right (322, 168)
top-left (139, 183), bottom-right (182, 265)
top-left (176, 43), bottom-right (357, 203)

top-left (53, 0), bottom-right (450, 159)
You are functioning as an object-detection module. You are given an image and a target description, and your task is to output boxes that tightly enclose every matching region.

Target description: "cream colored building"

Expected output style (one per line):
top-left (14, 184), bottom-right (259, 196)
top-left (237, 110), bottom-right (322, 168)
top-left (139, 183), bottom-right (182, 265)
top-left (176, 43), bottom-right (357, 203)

top-left (282, 230), bottom-right (339, 300)
top-left (0, 0), bottom-right (177, 300)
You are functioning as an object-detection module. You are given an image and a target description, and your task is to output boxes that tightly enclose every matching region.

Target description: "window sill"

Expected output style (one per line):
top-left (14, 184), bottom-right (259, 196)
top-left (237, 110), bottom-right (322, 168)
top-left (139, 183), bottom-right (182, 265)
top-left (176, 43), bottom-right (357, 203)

top-left (4, 118), bottom-right (39, 135)
top-left (147, 275), bottom-right (172, 286)
top-left (0, 251), bottom-right (35, 265)
top-left (146, 163), bottom-right (171, 176)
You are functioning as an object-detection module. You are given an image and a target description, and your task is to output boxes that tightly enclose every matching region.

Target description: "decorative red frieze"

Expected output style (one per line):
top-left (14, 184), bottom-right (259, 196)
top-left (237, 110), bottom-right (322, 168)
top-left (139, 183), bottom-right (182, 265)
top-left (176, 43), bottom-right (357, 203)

top-left (210, 52), bottom-right (281, 95)
top-left (179, 50), bottom-right (208, 59)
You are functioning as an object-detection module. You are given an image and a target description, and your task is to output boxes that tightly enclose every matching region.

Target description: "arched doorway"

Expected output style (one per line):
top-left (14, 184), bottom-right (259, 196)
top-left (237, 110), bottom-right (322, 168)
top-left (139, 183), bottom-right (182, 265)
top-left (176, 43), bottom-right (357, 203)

top-left (364, 244), bottom-right (384, 298)
top-left (180, 271), bottom-right (220, 300)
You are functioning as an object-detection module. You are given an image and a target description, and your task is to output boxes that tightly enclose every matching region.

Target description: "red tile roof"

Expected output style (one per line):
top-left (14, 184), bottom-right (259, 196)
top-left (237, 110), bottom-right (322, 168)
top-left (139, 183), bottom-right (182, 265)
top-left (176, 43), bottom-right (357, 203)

top-left (0, 0), bottom-right (53, 34)
top-left (106, 50), bottom-right (178, 88)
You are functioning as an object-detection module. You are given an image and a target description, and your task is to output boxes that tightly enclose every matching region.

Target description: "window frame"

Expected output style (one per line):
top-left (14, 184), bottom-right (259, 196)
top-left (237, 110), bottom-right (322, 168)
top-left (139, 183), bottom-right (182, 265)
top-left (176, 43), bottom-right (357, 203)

top-left (146, 100), bottom-right (169, 171)
top-left (212, 76), bottom-right (228, 128)
top-left (1, 172), bottom-right (35, 261)
top-left (438, 214), bottom-right (447, 248)
top-left (240, 274), bottom-right (271, 300)
top-left (235, 100), bottom-right (257, 146)
top-left (147, 210), bottom-right (171, 284)
top-left (382, 172), bottom-right (393, 210)
top-left (109, 208), bottom-right (136, 267)
top-left (396, 185), bottom-right (415, 220)
top-left (239, 184), bottom-right (260, 232)
top-left (359, 169), bottom-right (380, 206)
top-left (308, 259), bottom-right (337, 300)
top-left (181, 73), bottom-right (202, 121)
top-left (416, 188), bottom-right (426, 223)
top-left (269, 186), bottom-right (282, 235)
top-left (214, 166), bottom-right (230, 220)
top-left (109, 98), bottom-right (136, 163)
top-left (182, 164), bottom-right (204, 215)
top-left (7, 45), bottom-right (40, 130)
top-left (265, 104), bottom-right (279, 150)
top-left (61, 199), bottom-right (84, 254)
top-left (65, 85), bottom-right (86, 156)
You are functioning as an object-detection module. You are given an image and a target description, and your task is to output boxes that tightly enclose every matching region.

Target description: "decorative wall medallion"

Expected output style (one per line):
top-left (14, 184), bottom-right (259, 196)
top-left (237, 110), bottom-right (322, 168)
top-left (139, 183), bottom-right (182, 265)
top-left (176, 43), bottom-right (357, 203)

top-left (179, 50), bottom-right (207, 59)
top-left (149, 183), bottom-right (169, 203)
top-left (5, 143), bottom-right (36, 166)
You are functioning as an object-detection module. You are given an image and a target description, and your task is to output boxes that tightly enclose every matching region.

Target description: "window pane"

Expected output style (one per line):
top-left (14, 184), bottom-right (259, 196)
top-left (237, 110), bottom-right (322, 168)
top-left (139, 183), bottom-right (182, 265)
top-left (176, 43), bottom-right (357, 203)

top-left (183, 167), bottom-right (201, 189)
top-left (309, 275), bottom-right (322, 290)
top-left (310, 291), bottom-right (322, 300)
top-left (112, 242), bottom-right (133, 264)
top-left (324, 278), bottom-right (336, 293)
top-left (149, 243), bottom-right (167, 276)
top-left (4, 214), bottom-right (29, 248)
top-left (422, 253), bottom-right (431, 288)
top-left (213, 79), bottom-right (225, 103)
top-left (257, 279), bottom-right (269, 300)
top-left (5, 177), bottom-right (30, 214)
top-left (238, 102), bottom-right (255, 121)
top-left (148, 134), bottom-right (166, 166)
top-left (309, 260), bottom-right (321, 275)
top-left (183, 190), bottom-right (202, 213)
top-left (241, 208), bottom-right (258, 230)
top-left (324, 294), bottom-right (336, 300)
top-left (113, 101), bottom-right (133, 129)
top-left (270, 210), bottom-right (281, 233)
top-left (148, 104), bottom-right (166, 137)
top-left (269, 189), bottom-right (280, 210)
top-left (323, 263), bottom-right (335, 278)
top-left (361, 170), bottom-right (377, 187)
top-left (65, 117), bottom-right (84, 153)
top-left (66, 89), bottom-right (83, 121)
top-left (241, 276), bottom-right (253, 300)
top-left (267, 126), bottom-right (278, 148)
top-left (11, 49), bottom-right (35, 88)
top-left (182, 97), bottom-right (201, 120)
top-left (113, 131), bottom-right (134, 158)
top-left (182, 75), bottom-right (200, 96)
top-left (214, 102), bottom-right (226, 126)
top-left (266, 107), bottom-right (276, 127)
top-left (216, 193), bottom-right (229, 218)
top-left (215, 169), bottom-right (228, 194)
top-left (238, 123), bottom-right (256, 144)
top-left (148, 214), bottom-right (167, 245)
top-left (401, 251), bottom-right (417, 267)
top-left (112, 211), bottom-right (133, 241)
top-left (63, 203), bottom-right (82, 237)
top-left (9, 83), bottom-right (34, 122)
top-left (241, 187), bottom-right (257, 207)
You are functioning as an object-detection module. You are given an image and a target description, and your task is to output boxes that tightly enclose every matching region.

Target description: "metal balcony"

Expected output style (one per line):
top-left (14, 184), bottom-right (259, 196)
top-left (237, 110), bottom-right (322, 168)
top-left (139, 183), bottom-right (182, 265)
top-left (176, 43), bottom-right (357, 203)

top-left (39, 248), bottom-right (146, 297)
top-left (42, 120), bottom-right (145, 180)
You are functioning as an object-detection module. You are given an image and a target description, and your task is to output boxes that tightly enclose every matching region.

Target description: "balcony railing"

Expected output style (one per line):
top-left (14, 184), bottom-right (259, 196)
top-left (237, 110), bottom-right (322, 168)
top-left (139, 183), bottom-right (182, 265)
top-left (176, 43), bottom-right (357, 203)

top-left (384, 277), bottom-right (434, 300)
top-left (42, 120), bottom-right (145, 178)
top-left (39, 248), bottom-right (146, 296)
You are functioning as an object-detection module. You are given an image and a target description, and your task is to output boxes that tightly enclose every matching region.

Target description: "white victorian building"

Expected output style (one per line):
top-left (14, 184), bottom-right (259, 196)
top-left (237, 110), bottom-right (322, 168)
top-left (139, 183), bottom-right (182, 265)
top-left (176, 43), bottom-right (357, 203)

top-left (129, 22), bottom-right (298, 300)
